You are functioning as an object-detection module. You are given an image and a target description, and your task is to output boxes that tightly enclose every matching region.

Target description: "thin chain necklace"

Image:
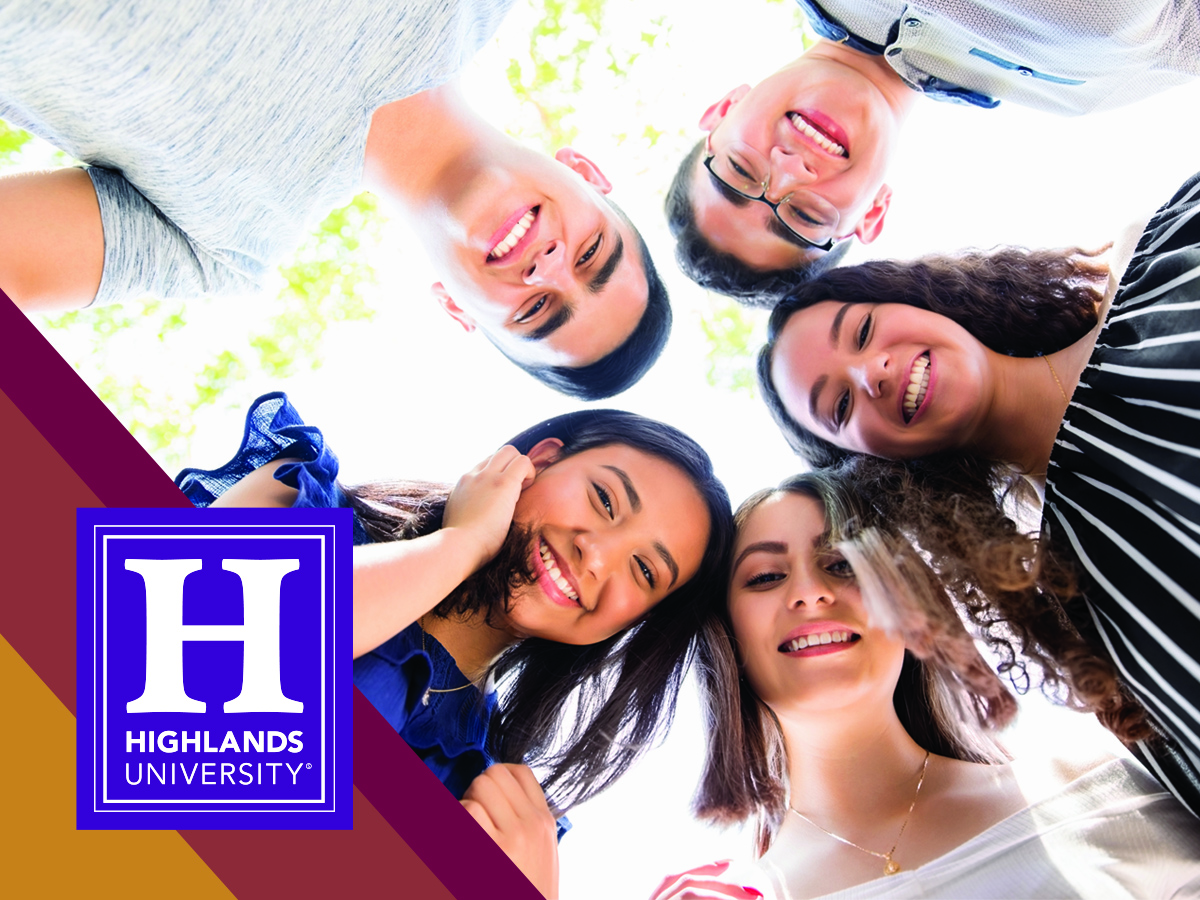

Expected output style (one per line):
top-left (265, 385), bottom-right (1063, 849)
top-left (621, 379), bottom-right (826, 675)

top-left (1043, 354), bottom-right (1070, 405)
top-left (418, 619), bottom-right (481, 707)
top-left (789, 750), bottom-right (930, 877)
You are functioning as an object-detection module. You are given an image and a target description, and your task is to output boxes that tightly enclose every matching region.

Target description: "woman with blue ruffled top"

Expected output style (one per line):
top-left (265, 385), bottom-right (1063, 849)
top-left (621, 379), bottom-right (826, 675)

top-left (177, 392), bottom-right (733, 898)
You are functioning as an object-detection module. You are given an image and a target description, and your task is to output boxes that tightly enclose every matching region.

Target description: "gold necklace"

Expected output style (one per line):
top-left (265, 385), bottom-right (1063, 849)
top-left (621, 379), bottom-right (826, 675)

top-left (418, 620), bottom-right (481, 707)
top-left (1043, 354), bottom-right (1069, 404)
top-left (789, 750), bottom-right (930, 877)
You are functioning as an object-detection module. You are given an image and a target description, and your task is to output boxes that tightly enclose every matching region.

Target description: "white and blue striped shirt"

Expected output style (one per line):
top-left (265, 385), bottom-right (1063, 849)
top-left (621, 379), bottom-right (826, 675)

top-left (795, 0), bottom-right (1200, 114)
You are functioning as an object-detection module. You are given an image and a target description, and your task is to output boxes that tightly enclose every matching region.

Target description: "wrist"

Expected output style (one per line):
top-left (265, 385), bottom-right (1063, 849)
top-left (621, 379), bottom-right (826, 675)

top-left (436, 525), bottom-right (494, 578)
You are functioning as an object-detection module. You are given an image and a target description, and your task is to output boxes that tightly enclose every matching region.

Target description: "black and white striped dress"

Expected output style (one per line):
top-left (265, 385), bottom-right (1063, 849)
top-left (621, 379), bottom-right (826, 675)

top-left (1045, 172), bottom-right (1200, 817)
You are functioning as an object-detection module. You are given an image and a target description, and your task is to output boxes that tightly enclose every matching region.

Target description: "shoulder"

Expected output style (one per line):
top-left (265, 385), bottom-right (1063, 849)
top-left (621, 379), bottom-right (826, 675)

top-left (210, 458), bottom-right (302, 508)
top-left (1007, 748), bottom-right (1118, 803)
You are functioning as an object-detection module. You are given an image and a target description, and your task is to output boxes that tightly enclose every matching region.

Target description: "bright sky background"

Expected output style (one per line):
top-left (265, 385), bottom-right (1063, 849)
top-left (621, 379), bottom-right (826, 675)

top-left (26, 1), bottom-right (1200, 897)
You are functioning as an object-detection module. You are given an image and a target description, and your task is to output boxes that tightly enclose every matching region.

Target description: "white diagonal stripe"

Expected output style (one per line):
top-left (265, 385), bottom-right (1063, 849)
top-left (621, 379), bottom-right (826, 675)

top-left (1067, 406), bottom-right (1200, 459)
top-left (1134, 741), bottom-right (1200, 819)
top-left (1098, 330), bottom-right (1200, 352)
top-left (1088, 362), bottom-right (1200, 382)
top-left (1118, 395), bottom-right (1200, 421)
top-left (1045, 493), bottom-right (1200, 658)
top-left (1109, 273), bottom-right (1200, 318)
top-left (1060, 420), bottom-right (1200, 506)
top-left (1145, 201), bottom-right (1200, 254)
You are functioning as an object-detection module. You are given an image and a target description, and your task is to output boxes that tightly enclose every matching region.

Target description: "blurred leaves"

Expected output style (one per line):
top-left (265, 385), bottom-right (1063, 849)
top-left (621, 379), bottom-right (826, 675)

top-left (0, 120), bottom-right (34, 162)
top-left (504, 0), bottom-right (670, 153)
top-left (699, 300), bottom-right (761, 395)
top-left (251, 192), bottom-right (380, 379)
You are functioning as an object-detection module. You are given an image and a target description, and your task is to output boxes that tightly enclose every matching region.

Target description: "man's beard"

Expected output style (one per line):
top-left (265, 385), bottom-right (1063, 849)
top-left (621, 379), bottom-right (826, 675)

top-left (430, 521), bottom-right (539, 627)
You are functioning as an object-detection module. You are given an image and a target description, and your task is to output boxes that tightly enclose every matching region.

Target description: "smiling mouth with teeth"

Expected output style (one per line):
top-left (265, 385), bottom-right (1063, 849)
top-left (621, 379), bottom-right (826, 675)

top-left (779, 630), bottom-right (860, 652)
top-left (488, 207), bottom-right (538, 262)
top-left (787, 112), bottom-right (848, 158)
top-left (903, 352), bottom-right (931, 423)
top-left (537, 537), bottom-right (580, 605)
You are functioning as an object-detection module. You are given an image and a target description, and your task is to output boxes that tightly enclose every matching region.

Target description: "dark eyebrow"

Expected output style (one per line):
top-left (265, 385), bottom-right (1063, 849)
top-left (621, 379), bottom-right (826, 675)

top-left (706, 168), bottom-right (752, 208)
top-left (808, 374), bottom-right (828, 423)
top-left (524, 303), bottom-right (574, 342)
top-left (603, 465), bottom-right (678, 587)
top-left (732, 540), bottom-right (788, 574)
top-left (655, 540), bottom-right (681, 589)
top-left (602, 465), bottom-right (641, 512)
top-left (831, 302), bottom-right (851, 346)
top-left (806, 304), bottom-right (850, 427)
top-left (587, 233), bottom-right (623, 295)
top-left (766, 216), bottom-right (827, 253)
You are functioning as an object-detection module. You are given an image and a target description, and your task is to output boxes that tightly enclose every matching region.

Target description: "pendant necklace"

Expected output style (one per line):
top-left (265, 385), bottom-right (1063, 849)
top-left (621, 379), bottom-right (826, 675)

top-left (788, 750), bottom-right (930, 876)
top-left (418, 619), bottom-right (480, 707)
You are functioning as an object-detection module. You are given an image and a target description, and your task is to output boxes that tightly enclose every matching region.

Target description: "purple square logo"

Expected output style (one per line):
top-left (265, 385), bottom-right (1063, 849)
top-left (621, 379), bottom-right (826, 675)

top-left (77, 507), bottom-right (353, 829)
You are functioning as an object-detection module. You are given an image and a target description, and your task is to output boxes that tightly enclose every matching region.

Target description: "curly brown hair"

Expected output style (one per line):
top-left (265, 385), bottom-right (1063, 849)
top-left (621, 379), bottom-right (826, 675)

top-left (833, 454), bottom-right (1153, 745)
top-left (693, 458), bottom-right (1153, 854)
top-left (757, 247), bottom-right (1109, 466)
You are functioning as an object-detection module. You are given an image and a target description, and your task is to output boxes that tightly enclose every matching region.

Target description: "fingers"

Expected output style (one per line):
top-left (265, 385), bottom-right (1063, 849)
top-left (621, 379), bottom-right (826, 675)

top-left (442, 446), bottom-right (538, 571)
top-left (462, 764), bottom-right (559, 899)
top-left (649, 862), bottom-right (766, 900)
top-left (462, 763), bottom-right (555, 834)
top-left (460, 798), bottom-right (497, 836)
top-left (652, 884), bottom-right (763, 900)
top-left (507, 760), bottom-right (554, 809)
top-left (650, 862), bottom-right (731, 897)
top-left (495, 445), bottom-right (537, 491)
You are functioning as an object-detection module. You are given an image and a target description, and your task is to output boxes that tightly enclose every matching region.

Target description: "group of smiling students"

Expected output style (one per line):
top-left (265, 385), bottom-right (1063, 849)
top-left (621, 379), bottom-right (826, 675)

top-left (6, 1), bottom-right (1200, 898)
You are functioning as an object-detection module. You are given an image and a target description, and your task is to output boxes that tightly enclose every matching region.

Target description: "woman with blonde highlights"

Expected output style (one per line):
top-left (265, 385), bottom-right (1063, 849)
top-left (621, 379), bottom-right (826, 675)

top-left (652, 470), bottom-right (1200, 900)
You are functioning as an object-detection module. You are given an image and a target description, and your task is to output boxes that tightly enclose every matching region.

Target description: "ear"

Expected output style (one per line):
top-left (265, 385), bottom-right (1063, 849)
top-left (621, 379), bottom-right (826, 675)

top-left (554, 147), bottom-right (611, 194)
top-left (525, 437), bottom-right (565, 474)
top-left (431, 282), bottom-right (476, 333)
top-left (853, 183), bottom-right (893, 245)
top-left (699, 85), bottom-right (751, 132)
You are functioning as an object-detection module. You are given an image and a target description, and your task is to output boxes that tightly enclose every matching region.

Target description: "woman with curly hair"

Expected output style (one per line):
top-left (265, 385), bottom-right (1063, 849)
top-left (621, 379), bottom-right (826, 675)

top-left (756, 173), bottom-right (1200, 817)
top-left (177, 393), bottom-right (734, 898)
top-left (652, 471), bottom-right (1200, 899)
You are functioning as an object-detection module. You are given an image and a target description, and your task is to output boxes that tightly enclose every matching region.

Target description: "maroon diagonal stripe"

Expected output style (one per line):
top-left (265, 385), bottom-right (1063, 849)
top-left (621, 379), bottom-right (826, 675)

top-left (1, 290), bottom-right (540, 898)
top-left (0, 291), bottom-right (186, 508)
top-left (353, 690), bottom-right (542, 899)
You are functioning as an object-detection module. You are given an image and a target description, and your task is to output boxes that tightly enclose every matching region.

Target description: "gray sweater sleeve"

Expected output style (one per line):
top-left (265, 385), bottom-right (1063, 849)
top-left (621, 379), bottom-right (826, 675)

top-left (88, 166), bottom-right (259, 306)
top-left (1, 0), bottom-right (516, 309)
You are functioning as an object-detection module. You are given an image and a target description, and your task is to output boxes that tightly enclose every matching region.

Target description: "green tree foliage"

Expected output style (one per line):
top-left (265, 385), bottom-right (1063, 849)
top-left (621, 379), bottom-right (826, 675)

top-left (503, 0), bottom-right (669, 154)
top-left (699, 299), bottom-right (763, 396)
top-left (250, 193), bottom-right (380, 379)
top-left (0, 120), bottom-right (34, 163)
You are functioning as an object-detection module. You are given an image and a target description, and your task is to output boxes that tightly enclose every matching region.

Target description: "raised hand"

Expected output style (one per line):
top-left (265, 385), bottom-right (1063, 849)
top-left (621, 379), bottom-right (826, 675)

top-left (442, 445), bottom-right (537, 574)
top-left (462, 763), bottom-right (559, 899)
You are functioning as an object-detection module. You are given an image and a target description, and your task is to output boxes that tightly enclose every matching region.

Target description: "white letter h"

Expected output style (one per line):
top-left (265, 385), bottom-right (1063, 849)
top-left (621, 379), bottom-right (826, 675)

top-left (124, 558), bottom-right (303, 714)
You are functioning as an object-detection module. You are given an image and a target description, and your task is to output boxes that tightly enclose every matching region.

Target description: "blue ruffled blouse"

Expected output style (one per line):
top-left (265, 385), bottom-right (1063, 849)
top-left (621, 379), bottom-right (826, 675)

top-left (175, 392), bottom-right (497, 799)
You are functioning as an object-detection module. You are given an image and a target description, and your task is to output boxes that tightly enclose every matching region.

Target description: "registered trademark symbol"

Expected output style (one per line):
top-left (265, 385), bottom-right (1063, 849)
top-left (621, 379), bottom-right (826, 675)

top-left (306, 763), bottom-right (312, 769)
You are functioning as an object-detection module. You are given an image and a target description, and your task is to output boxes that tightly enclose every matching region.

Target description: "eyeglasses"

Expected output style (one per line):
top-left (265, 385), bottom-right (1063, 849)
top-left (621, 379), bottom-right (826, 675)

top-left (703, 142), bottom-right (841, 253)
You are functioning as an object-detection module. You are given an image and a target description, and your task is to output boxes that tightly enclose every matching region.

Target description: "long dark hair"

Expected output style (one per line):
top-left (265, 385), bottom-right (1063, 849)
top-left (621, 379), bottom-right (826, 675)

top-left (757, 247), bottom-right (1108, 465)
top-left (345, 409), bottom-right (735, 810)
top-left (694, 469), bottom-right (1013, 854)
